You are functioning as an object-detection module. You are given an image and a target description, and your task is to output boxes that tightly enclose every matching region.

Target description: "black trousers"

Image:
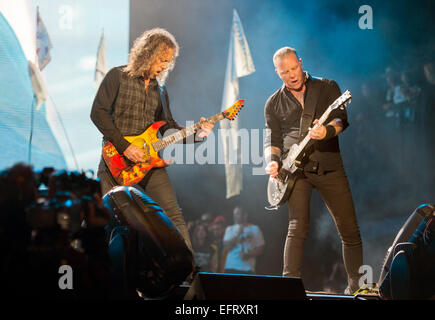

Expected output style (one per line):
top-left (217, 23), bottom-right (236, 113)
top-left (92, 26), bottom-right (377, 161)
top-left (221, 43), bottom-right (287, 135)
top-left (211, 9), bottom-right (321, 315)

top-left (283, 166), bottom-right (363, 292)
top-left (98, 164), bottom-right (193, 253)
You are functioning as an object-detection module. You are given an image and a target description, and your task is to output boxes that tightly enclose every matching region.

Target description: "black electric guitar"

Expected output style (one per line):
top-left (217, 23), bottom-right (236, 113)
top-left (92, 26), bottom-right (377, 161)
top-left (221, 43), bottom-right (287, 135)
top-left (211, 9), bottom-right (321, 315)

top-left (266, 90), bottom-right (352, 209)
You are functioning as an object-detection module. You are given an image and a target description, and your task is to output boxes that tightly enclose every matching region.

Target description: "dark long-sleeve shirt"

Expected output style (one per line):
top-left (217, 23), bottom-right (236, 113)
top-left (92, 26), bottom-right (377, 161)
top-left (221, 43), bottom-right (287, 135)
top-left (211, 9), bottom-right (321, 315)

top-left (264, 73), bottom-right (349, 171)
top-left (90, 66), bottom-right (184, 154)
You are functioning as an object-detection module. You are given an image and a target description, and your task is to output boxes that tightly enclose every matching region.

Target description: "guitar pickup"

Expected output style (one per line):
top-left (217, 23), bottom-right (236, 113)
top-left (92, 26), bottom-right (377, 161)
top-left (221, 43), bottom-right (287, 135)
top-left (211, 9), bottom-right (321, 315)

top-left (278, 172), bottom-right (289, 183)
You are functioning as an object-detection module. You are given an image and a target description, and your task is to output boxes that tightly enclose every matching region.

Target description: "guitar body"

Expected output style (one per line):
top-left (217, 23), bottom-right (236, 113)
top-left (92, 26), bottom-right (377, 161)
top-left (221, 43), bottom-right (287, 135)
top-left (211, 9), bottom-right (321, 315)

top-left (267, 168), bottom-right (299, 208)
top-left (102, 121), bottom-right (168, 186)
top-left (101, 99), bottom-right (245, 187)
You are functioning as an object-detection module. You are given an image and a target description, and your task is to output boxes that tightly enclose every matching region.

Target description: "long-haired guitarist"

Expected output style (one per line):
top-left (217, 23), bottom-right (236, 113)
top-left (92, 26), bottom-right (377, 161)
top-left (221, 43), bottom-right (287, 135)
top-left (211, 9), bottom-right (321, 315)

top-left (90, 28), bottom-right (214, 253)
top-left (264, 47), bottom-right (363, 294)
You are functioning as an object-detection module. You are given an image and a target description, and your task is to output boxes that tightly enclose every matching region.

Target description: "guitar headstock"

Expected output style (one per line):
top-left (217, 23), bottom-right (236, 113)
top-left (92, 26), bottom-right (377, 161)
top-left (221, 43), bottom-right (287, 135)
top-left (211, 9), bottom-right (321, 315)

top-left (223, 99), bottom-right (245, 120)
top-left (332, 90), bottom-right (352, 110)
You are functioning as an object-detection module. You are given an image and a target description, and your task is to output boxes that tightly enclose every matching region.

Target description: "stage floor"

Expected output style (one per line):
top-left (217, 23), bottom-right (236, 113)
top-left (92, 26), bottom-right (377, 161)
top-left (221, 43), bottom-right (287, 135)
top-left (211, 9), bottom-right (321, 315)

top-left (167, 284), bottom-right (383, 301)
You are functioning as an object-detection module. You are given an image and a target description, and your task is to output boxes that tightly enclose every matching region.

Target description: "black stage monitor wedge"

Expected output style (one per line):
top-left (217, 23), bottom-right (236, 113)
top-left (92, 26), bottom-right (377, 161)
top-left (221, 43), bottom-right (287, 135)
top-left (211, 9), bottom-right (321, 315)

top-left (184, 272), bottom-right (307, 300)
top-left (103, 186), bottom-right (193, 299)
top-left (378, 203), bottom-right (435, 300)
top-left (378, 204), bottom-right (434, 285)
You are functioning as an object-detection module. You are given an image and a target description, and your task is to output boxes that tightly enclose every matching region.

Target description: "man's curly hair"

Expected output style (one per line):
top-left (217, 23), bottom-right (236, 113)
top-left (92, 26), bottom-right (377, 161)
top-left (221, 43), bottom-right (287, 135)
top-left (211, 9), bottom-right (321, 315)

top-left (123, 28), bottom-right (179, 83)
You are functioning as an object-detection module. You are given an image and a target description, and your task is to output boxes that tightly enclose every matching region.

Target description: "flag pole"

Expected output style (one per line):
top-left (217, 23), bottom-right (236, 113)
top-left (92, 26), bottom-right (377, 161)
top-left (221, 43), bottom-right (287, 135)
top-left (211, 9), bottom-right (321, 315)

top-left (27, 96), bottom-right (36, 164)
top-left (35, 6), bottom-right (38, 66)
top-left (28, 6), bottom-right (40, 164)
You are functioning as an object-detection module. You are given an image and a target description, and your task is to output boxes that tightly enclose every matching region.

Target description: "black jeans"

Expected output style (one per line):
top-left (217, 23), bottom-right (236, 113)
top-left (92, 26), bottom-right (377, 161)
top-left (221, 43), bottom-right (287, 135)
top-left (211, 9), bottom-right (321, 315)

top-left (98, 164), bottom-right (193, 252)
top-left (283, 166), bottom-right (363, 292)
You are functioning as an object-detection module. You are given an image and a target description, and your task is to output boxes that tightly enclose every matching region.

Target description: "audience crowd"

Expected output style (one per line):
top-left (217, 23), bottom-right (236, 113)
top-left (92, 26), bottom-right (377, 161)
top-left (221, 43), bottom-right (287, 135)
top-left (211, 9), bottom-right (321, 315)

top-left (0, 164), bottom-right (112, 299)
top-left (346, 60), bottom-right (435, 209)
top-left (187, 212), bottom-right (228, 273)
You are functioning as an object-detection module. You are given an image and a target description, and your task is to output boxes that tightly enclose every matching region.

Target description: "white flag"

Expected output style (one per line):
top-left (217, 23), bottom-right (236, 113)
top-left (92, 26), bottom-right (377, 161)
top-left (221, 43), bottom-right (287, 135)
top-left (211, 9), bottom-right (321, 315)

top-left (36, 7), bottom-right (52, 71)
top-left (28, 60), bottom-right (48, 110)
top-left (220, 9), bottom-right (255, 199)
top-left (94, 31), bottom-right (107, 88)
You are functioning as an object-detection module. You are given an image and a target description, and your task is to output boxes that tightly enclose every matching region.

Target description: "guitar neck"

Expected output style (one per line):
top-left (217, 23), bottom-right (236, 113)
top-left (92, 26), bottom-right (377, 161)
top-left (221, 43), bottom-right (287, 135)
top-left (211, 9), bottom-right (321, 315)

top-left (291, 105), bottom-right (335, 160)
top-left (152, 112), bottom-right (225, 151)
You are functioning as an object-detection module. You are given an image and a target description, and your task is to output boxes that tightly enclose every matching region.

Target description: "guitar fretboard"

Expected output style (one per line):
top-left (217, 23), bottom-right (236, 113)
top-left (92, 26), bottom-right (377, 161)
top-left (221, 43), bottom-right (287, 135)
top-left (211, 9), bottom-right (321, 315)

top-left (283, 91), bottom-right (350, 169)
top-left (151, 113), bottom-right (224, 151)
top-left (294, 104), bottom-right (334, 156)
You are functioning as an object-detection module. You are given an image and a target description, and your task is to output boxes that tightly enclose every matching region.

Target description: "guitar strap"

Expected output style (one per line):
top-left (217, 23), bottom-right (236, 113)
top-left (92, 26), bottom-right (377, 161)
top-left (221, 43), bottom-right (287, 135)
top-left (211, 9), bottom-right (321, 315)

top-left (159, 83), bottom-right (171, 121)
top-left (298, 77), bottom-right (323, 142)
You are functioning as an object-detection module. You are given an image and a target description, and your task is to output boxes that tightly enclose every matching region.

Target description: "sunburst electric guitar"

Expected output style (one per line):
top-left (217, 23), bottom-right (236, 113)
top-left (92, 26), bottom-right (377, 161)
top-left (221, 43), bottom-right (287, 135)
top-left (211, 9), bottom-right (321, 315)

top-left (102, 100), bottom-right (245, 186)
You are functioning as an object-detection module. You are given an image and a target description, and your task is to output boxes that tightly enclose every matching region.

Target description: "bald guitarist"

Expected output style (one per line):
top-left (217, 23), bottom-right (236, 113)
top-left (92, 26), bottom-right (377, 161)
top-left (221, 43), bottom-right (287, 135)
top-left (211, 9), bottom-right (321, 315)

top-left (264, 47), bottom-right (363, 294)
top-left (90, 28), bottom-right (213, 252)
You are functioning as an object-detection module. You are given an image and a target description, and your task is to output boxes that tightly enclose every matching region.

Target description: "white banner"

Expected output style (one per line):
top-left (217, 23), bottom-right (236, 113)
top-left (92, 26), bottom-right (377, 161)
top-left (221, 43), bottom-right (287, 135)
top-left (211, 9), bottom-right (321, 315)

top-left (220, 9), bottom-right (255, 199)
top-left (94, 31), bottom-right (107, 88)
top-left (28, 60), bottom-right (48, 110)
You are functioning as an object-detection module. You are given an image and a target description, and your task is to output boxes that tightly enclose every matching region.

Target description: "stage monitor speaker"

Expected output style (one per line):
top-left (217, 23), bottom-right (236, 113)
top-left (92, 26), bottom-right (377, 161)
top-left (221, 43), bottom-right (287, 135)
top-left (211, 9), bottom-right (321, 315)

top-left (378, 204), bottom-right (434, 284)
top-left (103, 186), bottom-right (193, 299)
top-left (378, 203), bottom-right (435, 300)
top-left (184, 272), bottom-right (306, 300)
